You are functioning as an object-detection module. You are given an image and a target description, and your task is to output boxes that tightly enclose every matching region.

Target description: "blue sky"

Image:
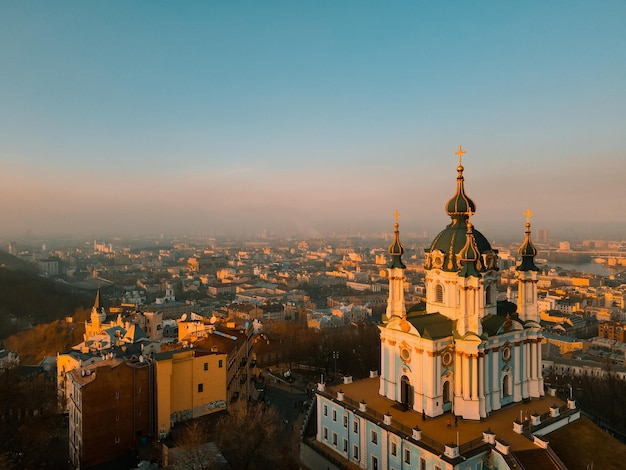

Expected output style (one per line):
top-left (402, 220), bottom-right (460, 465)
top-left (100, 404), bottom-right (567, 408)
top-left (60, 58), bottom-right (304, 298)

top-left (1, 1), bottom-right (625, 241)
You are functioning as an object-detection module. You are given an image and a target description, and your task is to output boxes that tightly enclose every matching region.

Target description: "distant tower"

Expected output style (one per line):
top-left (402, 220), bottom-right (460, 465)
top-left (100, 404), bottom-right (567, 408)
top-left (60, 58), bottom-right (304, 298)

top-left (89, 289), bottom-right (107, 334)
top-left (516, 210), bottom-right (540, 323)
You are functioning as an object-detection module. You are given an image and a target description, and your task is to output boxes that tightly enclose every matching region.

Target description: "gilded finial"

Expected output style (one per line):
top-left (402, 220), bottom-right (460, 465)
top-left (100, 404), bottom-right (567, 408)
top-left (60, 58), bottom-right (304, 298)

top-left (455, 145), bottom-right (467, 167)
top-left (394, 210), bottom-right (400, 225)
top-left (524, 208), bottom-right (533, 225)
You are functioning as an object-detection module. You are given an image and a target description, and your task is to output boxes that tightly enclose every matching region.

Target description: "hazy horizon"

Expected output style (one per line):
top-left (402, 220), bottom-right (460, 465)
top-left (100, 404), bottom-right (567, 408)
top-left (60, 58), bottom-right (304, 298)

top-left (2, 2), bottom-right (625, 242)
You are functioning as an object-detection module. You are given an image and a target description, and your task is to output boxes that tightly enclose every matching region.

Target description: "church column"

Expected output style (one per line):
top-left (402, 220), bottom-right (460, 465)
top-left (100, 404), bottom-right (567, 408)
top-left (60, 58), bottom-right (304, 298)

top-left (513, 341), bottom-right (522, 401)
top-left (530, 339), bottom-right (537, 380)
top-left (492, 347), bottom-right (501, 411)
top-left (471, 354), bottom-right (478, 400)
top-left (455, 350), bottom-right (463, 404)
top-left (482, 350), bottom-right (492, 414)
top-left (523, 339), bottom-right (530, 398)
top-left (387, 340), bottom-right (400, 401)
top-left (463, 353), bottom-right (471, 401)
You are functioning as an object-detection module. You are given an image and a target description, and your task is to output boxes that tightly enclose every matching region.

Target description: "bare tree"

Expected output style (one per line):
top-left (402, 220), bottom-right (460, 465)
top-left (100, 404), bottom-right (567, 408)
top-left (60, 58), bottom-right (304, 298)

top-left (215, 401), bottom-right (296, 470)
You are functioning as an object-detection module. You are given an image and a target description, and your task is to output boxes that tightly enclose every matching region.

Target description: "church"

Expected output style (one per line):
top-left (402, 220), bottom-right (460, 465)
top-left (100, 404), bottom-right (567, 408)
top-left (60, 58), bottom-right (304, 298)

top-left (307, 148), bottom-right (579, 470)
top-left (379, 146), bottom-right (543, 421)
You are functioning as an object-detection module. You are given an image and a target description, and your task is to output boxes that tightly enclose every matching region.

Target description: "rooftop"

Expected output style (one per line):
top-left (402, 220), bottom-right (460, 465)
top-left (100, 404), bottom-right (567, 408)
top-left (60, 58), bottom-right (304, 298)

top-left (325, 377), bottom-right (569, 453)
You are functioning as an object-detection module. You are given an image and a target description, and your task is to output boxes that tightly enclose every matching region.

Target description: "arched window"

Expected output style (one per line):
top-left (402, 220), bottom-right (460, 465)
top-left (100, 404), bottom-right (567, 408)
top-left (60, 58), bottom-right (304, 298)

top-left (435, 284), bottom-right (444, 303)
top-left (485, 284), bottom-right (493, 305)
top-left (502, 375), bottom-right (510, 397)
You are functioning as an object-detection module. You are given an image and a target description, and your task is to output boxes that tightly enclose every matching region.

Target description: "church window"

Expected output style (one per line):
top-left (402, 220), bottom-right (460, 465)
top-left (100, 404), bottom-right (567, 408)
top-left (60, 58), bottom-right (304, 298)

top-left (332, 432), bottom-right (338, 446)
top-left (323, 404), bottom-right (328, 416)
top-left (405, 449), bottom-right (412, 465)
top-left (198, 383), bottom-right (203, 393)
top-left (115, 436), bottom-right (120, 444)
top-left (115, 391), bottom-right (120, 399)
top-left (343, 415), bottom-right (348, 428)
top-left (502, 375), bottom-right (511, 397)
top-left (218, 359), bottom-right (223, 368)
top-left (353, 420), bottom-right (359, 434)
top-left (391, 441), bottom-right (397, 456)
top-left (115, 412), bottom-right (120, 421)
top-left (343, 438), bottom-right (348, 453)
top-left (485, 284), bottom-right (493, 305)
top-left (420, 456), bottom-right (426, 469)
top-left (204, 362), bottom-right (208, 371)
top-left (435, 284), bottom-right (444, 303)
top-left (371, 430), bottom-right (378, 444)
top-left (353, 445), bottom-right (360, 461)
top-left (372, 455), bottom-right (379, 470)
top-left (332, 409), bottom-right (337, 421)
top-left (323, 427), bottom-right (328, 440)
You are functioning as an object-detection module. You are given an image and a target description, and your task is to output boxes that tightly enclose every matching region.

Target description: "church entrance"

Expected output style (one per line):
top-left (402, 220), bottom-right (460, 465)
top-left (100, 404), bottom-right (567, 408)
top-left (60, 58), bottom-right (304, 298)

top-left (442, 380), bottom-right (452, 412)
top-left (400, 375), bottom-right (412, 409)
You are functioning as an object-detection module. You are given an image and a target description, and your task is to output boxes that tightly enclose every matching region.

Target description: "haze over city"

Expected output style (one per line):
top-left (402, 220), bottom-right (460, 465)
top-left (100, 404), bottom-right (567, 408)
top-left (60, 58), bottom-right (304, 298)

top-left (1, 1), bottom-right (625, 241)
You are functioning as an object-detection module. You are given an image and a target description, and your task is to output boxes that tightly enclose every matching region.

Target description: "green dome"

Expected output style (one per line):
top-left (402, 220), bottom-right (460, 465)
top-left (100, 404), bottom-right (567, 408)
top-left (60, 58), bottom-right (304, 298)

top-left (445, 165), bottom-right (476, 217)
top-left (427, 217), bottom-right (493, 272)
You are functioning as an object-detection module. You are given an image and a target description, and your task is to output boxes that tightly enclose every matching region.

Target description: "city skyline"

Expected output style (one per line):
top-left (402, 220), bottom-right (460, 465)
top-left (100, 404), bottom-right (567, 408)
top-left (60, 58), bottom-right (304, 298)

top-left (1, 2), bottom-right (625, 241)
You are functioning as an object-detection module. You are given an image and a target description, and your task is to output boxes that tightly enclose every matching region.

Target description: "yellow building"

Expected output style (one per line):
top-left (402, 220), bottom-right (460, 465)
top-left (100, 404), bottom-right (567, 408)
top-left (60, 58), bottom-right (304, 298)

top-left (154, 349), bottom-right (227, 439)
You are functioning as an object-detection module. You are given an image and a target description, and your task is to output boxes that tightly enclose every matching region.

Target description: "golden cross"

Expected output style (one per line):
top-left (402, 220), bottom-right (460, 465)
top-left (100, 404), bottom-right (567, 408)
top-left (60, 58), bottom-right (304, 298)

top-left (455, 145), bottom-right (467, 166)
top-left (524, 208), bottom-right (533, 224)
top-left (394, 210), bottom-right (400, 224)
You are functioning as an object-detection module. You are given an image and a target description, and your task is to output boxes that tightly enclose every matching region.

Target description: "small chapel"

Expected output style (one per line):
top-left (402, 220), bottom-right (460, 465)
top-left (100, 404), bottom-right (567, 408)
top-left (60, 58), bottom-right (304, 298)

top-left (378, 146), bottom-right (544, 420)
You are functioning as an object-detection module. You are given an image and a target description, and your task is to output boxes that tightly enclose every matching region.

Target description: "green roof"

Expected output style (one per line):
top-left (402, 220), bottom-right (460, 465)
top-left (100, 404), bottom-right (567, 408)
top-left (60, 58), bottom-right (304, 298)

top-left (407, 312), bottom-right (454, 339)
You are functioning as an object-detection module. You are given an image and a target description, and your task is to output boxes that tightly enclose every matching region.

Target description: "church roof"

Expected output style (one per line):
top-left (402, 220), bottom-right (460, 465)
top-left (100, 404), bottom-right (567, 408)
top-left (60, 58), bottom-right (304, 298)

top-left (425, 152), bottom-right (496, 274)
top-left (517, 214), bottom-right (539, 272)
top-left (407, 312), bottom-right (454, 339)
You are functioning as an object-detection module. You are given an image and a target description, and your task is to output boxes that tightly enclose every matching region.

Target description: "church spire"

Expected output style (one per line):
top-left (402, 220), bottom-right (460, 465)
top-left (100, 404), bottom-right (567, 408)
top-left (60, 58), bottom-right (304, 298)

top-left (388, 210), bottom-right (406, 269)
top-left (385, 211), bottom-right (406, 321)
top-left (517, 209), bottom-right (539, 272)
top-left (457, 216), bottom-right (482, 277)
top-left (445, 145), bottom-right (476, 221)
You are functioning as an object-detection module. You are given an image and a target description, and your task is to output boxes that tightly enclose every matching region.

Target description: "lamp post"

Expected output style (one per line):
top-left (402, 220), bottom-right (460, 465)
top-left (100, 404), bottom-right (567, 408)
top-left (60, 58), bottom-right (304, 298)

top-left (333, 351), bottom-right (339, 376)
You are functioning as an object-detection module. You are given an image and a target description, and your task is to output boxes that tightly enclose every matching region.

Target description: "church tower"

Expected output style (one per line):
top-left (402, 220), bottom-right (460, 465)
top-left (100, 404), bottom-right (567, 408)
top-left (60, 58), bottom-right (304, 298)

top-left (385, 211), bottom-right (406, 321)
top-left (86, 289), bottom-right (107, 337)
top-left (516, 210), bottom-right (540, 323)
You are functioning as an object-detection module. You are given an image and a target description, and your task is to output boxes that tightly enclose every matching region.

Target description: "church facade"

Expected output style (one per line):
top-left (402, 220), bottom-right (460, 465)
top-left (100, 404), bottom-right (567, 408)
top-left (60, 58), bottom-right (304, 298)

top-left (379, 149), bottom-right (543, 421)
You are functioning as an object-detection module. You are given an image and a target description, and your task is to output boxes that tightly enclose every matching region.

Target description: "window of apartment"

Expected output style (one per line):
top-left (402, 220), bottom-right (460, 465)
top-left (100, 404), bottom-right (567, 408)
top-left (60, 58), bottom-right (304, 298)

top-left (323, 427), bottom-right (328, 440)
top-left (332, 409), bottom-right (337, 422)
top-left (476, 462), bottom-right (482, 470)
top-left (353, 420), bottom-right (359, 434)
top-left (198, 383), bottom-right (204, 393)
top-left (343, 415), bottom-right (348, 428)
top-left (332, 432), bottom-right (338, 446)
top-left (204, 362), bottom-right (208, 371)
top-left (403, 449), bottom-right (411, 465)
top-left (323, 404), bottom-right (328, 416)
top-left (372, 455), bottom-right (379, 470)
top-left (371, 430), bottom-right (378, 445)
top-left (419, 456), bottom-right (425, 470)
top-left (353, 445), bottom-right (359, 461)
top-left (218, 359), bottom-right (223, 368)
top-left (343, 438), bottom-right (348, 453)
top-left (391, 441), bottom-right (397, 456)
